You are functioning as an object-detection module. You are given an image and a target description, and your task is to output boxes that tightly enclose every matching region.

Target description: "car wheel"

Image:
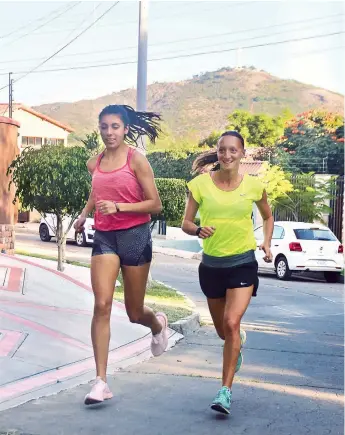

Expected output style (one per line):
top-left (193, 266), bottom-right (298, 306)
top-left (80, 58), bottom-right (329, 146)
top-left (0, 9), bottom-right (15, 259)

top-left (275, 256), bottom-right (292, 280)
top-left (75, 231), bottom-right (87, 247)
top-left (39, 224), bottom-right (51, 242)
top-left (324, 271), bottom-right (340, 283)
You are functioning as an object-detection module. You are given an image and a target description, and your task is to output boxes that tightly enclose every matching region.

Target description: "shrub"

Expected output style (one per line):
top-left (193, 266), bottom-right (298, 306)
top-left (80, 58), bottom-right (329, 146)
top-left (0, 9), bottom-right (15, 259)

top-left (148, 150), bottom-right (201, 181)
top-left (155, 178), bottom-right (187, 225)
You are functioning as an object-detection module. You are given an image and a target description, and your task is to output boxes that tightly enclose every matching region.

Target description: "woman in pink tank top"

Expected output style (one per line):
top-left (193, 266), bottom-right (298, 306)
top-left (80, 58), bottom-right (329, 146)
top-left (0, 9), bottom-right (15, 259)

top-left (74, 105), bottom-right (169, 405)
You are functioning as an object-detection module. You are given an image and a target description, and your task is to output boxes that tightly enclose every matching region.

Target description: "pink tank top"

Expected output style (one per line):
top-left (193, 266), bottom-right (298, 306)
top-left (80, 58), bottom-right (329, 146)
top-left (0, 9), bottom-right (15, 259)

top-left (92, 148), bottom-right (150, 231)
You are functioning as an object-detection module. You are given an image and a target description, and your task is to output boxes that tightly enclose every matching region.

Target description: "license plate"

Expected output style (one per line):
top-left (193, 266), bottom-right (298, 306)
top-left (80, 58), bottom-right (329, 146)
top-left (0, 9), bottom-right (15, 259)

top-left (316, 260), bottom-right (326, 265)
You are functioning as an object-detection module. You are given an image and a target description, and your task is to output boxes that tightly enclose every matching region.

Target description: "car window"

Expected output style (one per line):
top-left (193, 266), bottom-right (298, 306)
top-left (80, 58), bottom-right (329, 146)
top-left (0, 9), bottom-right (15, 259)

top-left (254, 226), bottom-right (264, 240)
top-left (272, 226), bottom-right (285, 239)
top-left (294, 228), bottom-right (337, 241)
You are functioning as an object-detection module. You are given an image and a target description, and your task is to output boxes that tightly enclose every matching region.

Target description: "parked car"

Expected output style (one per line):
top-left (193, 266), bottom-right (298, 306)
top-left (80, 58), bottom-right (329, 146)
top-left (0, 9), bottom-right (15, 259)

top-left (254, 221), bottom-right (344, 283)
top-left (39, 214), bottom-right (95, 247)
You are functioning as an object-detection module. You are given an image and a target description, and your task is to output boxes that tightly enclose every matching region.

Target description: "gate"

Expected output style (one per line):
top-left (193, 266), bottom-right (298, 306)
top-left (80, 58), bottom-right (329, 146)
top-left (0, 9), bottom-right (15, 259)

top-left (328, 176), bottom-right (344, 242)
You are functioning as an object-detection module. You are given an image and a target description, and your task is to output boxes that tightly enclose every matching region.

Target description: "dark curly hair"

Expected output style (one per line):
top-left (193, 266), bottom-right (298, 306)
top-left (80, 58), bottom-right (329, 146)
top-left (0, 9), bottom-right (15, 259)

top-left (99, 104), bottom-right (162, 145)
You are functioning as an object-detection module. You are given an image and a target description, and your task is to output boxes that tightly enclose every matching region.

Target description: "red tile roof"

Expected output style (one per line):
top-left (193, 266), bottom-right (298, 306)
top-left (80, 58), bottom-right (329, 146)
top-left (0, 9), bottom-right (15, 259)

top-left (0, 103), bottom-right (74, 133)
top-left (239, 161), bottom-right (263, 175)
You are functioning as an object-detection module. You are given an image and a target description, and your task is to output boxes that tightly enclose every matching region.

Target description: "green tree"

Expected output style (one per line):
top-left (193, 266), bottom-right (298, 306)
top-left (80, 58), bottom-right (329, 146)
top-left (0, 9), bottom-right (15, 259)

top-left (198, 130), bottom-right (222, 148)
top-left (8, 145), bottom-right (91, 271)
top-left (226, 110), bottom-right (284, 148)
top-left (257, 162), bottom-right (293, 208)
top-left (80, 130), bottom-right (103, 155)
top-left (275, 110), bottom-right (344, 175)
top-left (274, 174), bottom-right (335, 223)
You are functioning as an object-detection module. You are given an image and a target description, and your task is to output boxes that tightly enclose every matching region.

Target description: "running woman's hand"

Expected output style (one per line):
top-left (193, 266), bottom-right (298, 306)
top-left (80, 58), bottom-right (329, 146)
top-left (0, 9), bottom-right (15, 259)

top-left (97, 200), bottom-right (118, 215)
top-left (259, 243), bottom-right (273, 263)
top-left (74, 216), bottom-right (86, 232)
top-left (198, 226), bottom-right (216, 239)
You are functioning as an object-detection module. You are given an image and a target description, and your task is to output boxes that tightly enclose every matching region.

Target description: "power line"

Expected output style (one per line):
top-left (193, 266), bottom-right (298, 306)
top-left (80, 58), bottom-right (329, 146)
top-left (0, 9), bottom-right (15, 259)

top-left (0, 30), bottom-right (342, 81)
top-left (0, 2), bottom-right (120, 92)
top-left (11, 1), bottom-right (256, 37)
top-left (146, 20), bottom-right (344, 59)
top-left (147, 12), bottom-right (345, 48)
top-left (0, 12), bottom-right (343, 65)
top-left (56, 3), bottom-right (104, 48)
top-left (0, 2), bottom-right (72, 39)
top-left (0, 2), bottom-right (82, 49)
top-left (1, 19), bottom-right (340, 73)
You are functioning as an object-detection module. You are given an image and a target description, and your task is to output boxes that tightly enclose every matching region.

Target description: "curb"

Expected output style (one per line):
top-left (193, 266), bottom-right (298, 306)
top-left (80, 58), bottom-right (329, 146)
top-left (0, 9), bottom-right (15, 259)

top-left (169, 312), bottom-right (200, 335)
top-left (155, 280), bottom-right (200, 336)
top-left (152, 244), bottom-right (201, 260)
top-left (15, 225), bottom-right (39, 235)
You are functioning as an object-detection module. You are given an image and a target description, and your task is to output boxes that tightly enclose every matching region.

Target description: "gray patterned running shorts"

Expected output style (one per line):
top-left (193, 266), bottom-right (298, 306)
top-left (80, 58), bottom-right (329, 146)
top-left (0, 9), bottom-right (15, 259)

top-left (91, 222), bottom-right (152, 266)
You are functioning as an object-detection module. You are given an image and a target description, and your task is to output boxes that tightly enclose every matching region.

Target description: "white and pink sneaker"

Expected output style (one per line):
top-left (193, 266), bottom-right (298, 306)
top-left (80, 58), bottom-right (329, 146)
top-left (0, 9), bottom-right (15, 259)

top-left (151, 312), bottom-right (168, 357)
top-left (84, 377), bottom-right (113, 405)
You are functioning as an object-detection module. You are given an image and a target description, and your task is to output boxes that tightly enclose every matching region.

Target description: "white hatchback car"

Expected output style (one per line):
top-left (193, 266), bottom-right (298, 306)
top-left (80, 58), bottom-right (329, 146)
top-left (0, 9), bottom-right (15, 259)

top-left (254, 221), bottom-right (344, 283)
top-left (39, 214), bottom-right (95, 247)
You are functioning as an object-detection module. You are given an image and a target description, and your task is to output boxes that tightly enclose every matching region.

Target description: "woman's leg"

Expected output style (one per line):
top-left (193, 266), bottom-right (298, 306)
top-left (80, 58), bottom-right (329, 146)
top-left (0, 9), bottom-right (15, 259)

top-left (91, 254), bottom-right (120, 381)
top-left (121, 263), bottom-right (162, 334)
top-left (207, 297), bottom-right (226, 340)
top-left (222, 286), bottom-right (253, 388)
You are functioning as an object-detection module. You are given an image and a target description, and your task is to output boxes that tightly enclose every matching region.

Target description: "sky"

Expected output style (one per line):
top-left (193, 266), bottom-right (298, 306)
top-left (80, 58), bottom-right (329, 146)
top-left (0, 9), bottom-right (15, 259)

top-left (0, 0), bottom-right (344, 106)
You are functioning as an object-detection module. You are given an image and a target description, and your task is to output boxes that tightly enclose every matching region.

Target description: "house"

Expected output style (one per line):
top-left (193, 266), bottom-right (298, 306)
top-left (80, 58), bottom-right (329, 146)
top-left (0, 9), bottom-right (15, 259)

top-left (0, 104), bottom-right (74, 223)
top-left (0, 103), bottom-right (74, 149)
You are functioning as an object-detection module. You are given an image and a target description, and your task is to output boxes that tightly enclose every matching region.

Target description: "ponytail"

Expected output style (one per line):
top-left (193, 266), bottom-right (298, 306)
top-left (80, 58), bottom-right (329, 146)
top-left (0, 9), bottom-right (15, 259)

top-left (99, 105), bottom-right (162, 145)
top-left (192, 149), bottom-right (219, 175)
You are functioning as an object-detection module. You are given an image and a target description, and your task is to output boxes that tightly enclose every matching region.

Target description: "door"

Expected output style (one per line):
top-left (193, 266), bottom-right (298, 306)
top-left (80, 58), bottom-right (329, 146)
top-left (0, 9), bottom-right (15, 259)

top-left (254, 225), bottom-right (285, 271)
top-left (254, 226), bottom-right (267, 269)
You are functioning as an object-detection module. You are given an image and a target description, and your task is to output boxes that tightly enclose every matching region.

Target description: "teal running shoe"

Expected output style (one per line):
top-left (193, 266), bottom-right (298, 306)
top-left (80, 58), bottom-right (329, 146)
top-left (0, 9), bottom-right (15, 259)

top-left (211, 386), bottom-right (232, 414)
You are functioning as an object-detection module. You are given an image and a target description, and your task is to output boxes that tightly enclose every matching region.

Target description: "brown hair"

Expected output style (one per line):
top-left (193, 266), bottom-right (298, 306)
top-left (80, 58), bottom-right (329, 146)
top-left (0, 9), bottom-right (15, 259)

top-left (192, 130), bottom-right (245, 174)
top-left (99, 104), bottom-right (162, 145)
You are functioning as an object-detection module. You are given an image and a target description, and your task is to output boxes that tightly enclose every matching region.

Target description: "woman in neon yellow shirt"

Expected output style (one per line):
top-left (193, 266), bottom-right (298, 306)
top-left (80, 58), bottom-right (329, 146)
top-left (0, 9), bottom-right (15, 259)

top-left (182, 130), bottom-right (273, 415)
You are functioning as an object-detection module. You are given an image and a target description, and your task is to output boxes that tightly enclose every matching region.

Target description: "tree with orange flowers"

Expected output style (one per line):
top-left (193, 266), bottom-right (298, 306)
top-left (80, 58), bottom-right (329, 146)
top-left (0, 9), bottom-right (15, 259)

top-left (275, 110), bottom-right (344, 175)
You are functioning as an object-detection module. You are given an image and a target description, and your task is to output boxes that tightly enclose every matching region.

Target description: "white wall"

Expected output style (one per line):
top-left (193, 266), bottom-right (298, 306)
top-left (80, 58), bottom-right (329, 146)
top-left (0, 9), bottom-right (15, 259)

top-left (2, 107), bottom-right (69, 148)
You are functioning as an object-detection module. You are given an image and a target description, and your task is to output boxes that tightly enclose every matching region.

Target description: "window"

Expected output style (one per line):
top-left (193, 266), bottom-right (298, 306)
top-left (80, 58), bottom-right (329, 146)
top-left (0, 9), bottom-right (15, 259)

top-left (21, 137), bottom-right (43, 148)
top-left (44, 138), bottom-right (64, 146)
top-left (254, 226), bottom-right (264, 240)
top-left (272, 226), bottom-right (285, 239)
top-left (294, 229), bottom-right (337, 241)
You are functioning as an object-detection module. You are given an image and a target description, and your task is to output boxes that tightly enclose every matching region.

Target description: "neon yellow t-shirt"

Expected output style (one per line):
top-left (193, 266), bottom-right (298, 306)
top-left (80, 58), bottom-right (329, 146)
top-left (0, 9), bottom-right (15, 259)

top-left (187, 173), bottom-right (264, 257)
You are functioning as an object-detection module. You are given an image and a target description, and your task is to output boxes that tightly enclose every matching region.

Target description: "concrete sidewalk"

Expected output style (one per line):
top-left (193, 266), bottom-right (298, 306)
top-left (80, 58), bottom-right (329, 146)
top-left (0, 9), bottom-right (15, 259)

top-left (0, 254), bottom-right (182, 412)
top-left (0, 253), bottom-right (343, 434)
top-left (0, 323), bottom-right (343, 435)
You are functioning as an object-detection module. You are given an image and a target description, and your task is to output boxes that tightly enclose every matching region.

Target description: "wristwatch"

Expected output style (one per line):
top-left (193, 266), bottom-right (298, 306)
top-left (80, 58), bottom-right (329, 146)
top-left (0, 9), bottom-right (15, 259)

top-left (196, 227), bottom-right (202, 237)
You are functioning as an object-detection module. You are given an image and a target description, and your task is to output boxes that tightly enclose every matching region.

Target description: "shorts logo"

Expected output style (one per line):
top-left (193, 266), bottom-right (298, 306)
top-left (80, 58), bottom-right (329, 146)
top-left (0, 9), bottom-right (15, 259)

top-left (240, 282), bottom-right (248, 286)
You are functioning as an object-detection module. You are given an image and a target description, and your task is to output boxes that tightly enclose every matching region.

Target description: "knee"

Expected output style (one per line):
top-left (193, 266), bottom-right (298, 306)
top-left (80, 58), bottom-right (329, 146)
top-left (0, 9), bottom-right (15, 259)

top-left (127, 309), bottom-right (144, 324)
top-left (223, 316), bottom-right (241, 337)
top-left (94, 299), bottom-right (112, 318)
top-left (215, 327), bottom-right (225, 341)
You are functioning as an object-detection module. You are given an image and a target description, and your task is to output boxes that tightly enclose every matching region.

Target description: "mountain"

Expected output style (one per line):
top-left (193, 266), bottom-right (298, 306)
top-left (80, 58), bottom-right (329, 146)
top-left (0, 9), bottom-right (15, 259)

top-left (33, 67), bottom-right (344, 143)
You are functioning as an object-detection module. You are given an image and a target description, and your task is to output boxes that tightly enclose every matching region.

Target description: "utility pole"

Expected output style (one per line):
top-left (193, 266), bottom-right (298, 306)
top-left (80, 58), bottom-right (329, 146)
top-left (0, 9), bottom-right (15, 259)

top-left (9, 72), bottom-right (13, 118)
top-left (136, 0), bottom-right (148, 152)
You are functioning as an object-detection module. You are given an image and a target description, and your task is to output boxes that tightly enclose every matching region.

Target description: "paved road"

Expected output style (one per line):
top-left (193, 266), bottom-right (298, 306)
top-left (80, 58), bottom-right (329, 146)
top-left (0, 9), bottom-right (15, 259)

top-left (0, 234), bottom-right (343, 434)
top-left (15, 233), bottom-right (91, 264)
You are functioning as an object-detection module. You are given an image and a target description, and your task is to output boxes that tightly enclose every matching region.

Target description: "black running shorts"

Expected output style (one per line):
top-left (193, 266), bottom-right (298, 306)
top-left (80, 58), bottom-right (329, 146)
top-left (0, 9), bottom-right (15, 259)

top-left (198, 261), bottom-right (259, 299)
top-left (91, 222), bottom-right (152, 266)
